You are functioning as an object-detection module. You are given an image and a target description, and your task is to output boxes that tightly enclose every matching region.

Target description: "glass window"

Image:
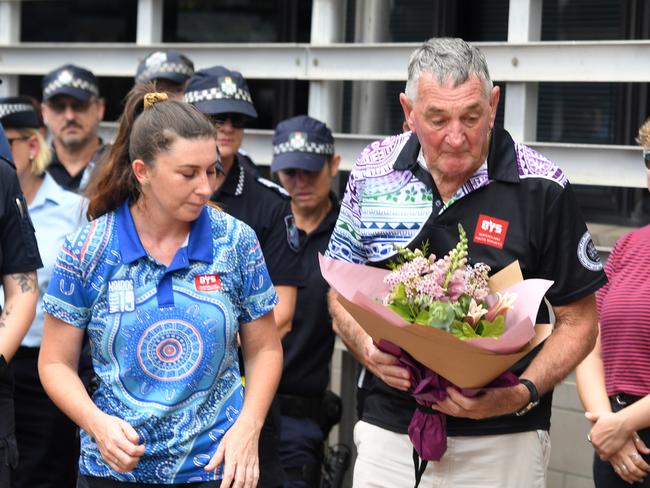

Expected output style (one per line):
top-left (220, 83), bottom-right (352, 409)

top-left (163, 0), bottom-right (312, 42)
top-left (21, 0), bottom-right (137, 42)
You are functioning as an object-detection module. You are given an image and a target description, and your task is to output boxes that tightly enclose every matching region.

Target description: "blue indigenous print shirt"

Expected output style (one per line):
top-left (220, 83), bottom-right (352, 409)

top-left (43, 202), bottom-right (277, 484)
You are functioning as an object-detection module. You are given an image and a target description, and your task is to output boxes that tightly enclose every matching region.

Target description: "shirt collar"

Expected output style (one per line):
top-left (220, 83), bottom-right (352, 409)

top-left (215, 156), bottom-right (246, 197)
top-left (30, 172), bottom-right (70, 210)
top-left (393, 128), bottom-right (519, 184)
top-left (116, 201), bottom-right (213, 265)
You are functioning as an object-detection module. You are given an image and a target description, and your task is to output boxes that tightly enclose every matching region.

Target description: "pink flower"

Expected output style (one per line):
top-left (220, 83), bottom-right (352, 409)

top-left (464, 299), bottom-right (488, 328)
top-left (485, 292), bottom-right (517, 322)
top-left (446, 269), bottom-right (467, 301)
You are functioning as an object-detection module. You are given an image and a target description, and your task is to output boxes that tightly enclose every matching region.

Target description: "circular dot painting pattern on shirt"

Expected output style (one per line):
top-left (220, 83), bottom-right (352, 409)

top-left (138, 319), bottom-right (203, 381)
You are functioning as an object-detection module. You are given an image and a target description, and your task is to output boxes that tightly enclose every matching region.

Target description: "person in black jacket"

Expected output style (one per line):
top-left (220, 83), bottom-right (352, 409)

top-left (0, 123), bottom-right (41, 487)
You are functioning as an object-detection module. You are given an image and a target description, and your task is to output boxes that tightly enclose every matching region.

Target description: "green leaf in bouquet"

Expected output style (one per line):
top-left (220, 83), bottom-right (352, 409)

top-left (450, 294), bottom-right (472, 320)
top-left (425, 301), bottom-right (455, 331)
top-left (389, 282), bottom-right (407, 302)
top-left (388, 302), bottom-right (416, 322)
top-left (475, 315), bottom-right (505, 338)
top-left (414, 307), bottom-right (431, 325)
top-left (450, 320), bottom-right (481, 339)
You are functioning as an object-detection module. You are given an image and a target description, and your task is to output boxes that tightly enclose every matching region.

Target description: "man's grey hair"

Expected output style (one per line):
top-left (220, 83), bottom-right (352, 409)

top-left (404, 38), bottom-right (493, 103)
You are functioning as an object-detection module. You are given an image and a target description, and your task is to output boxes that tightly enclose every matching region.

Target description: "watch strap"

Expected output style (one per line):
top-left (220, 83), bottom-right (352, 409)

top-left (515, 378), bottom-right (540, 417)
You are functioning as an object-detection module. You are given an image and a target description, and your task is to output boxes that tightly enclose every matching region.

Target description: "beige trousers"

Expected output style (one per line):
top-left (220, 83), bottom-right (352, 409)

top-left (352, 420), bottom-right (550, 488)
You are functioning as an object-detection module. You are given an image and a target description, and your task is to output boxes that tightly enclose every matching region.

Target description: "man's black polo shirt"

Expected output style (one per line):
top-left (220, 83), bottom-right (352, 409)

top-left (279, 193), bottom-right (339, 397)
top-left (46, 141), bottom-right (107, 193)
top-left (331, 127), bottom-right (607, 437)
top-left (211, 154), bottom-right (303, 289)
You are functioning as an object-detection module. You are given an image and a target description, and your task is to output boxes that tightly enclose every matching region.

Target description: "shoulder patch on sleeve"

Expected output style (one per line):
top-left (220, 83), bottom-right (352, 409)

top-left (256, 176), bottom-right (290, 198)
top-left (577, 231), bottom-right (603, 272)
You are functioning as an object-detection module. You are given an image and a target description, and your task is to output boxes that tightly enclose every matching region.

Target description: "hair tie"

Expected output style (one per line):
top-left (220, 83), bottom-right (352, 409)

top-left (143, 92), bottom-right (168, 110)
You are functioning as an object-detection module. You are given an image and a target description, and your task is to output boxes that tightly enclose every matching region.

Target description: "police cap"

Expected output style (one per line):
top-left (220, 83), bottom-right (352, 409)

top-left (42, 64), bottom-right (99, 102)
top-left (135, 50), bottom-right (195, 85)
top-left (184, 66), bottom-right (257, 119)
top-left (0, 96), bottom-right (40, 130)
top-left (271, 115), bottom-right (334, 173)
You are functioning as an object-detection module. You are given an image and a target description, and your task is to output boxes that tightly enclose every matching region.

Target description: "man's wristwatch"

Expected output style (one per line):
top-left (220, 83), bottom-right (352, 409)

top-left (515, 378), bottom-right (540, 417)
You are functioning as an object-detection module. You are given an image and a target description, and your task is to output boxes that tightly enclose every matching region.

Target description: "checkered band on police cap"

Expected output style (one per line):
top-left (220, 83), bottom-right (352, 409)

top-left (135, 50), bottom-right (195, 84)
top-left (273, 136), bottom-right (334, 156)
top-left (0, 96), bottom-right (40, 129)
top-left (0, 102), bottom-right (35, 119)
top-left (184, 84), bottom-right (253, 105)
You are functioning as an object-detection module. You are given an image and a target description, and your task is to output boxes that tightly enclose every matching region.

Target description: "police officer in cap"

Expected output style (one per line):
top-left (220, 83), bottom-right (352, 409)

top-left (272, 116), bottom-right (342, 488)
top-left (0, 121), bottom-right (41, 487)
top-left (185, 66), bottom-right (303, 488)
top-left (41, 64), bottom-right (107, 193)
top-left (135, 50), bottom-right (194, 101)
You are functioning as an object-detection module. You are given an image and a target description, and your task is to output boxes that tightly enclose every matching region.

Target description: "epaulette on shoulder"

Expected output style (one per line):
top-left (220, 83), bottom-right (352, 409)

top-left (256, 176), bottom-right (290, 198)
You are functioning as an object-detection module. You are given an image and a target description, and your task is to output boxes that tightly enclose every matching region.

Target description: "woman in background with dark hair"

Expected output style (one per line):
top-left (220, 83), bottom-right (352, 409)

top-left (38, 84), bottom-right (283, 488)
top-left (0, 123), bottom-right (41, 487)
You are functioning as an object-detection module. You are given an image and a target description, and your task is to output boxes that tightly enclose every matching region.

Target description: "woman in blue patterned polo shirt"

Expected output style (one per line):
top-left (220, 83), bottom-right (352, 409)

top-left (38, 84), bottom-right (283, 488)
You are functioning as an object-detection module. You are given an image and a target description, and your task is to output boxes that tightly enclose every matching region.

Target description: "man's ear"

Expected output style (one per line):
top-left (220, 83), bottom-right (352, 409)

top-left (329, 154), bottom-right (341, 177)
top-left (489, 85), bottom-right (500, 128)
top-left (399, 92), bottom-right (414, 132)
top-left (96, 98), bottom-right (106, 122)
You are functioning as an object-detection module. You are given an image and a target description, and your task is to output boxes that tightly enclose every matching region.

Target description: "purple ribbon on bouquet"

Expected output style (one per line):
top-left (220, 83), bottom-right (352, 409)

top-left (376, 339), bottom-right (519, 462)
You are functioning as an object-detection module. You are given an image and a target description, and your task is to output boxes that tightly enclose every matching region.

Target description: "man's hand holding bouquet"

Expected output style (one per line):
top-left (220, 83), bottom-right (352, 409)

top-left (320, 225), bottom-right (553, 471)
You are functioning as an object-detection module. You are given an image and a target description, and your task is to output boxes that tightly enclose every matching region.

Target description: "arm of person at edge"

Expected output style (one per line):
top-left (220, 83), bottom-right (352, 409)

top-left (0, 272), bottom-right (38, 362)
top-left (576, 330), bottom-right (650, 483)
top-left (328, 288), bottom-right (411, 390)
top-left (205, 310), bottom-right (283, 488)
top-left (431, 293), bottom-right (599, 419)
top-left (274, 285), bottom-right (297, 338)
top-left (38, 314), bottom-right (145, 473)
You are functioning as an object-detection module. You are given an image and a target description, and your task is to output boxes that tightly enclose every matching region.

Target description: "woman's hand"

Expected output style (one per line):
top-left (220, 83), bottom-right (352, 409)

top-left (607, 438), bottom-right (650, 484)
top-left (88, 411), bottom-right (145, 473)
top-left (587, 411), bottom-right (631, 459)
top-left (205, 415), bottom-right (262, 488)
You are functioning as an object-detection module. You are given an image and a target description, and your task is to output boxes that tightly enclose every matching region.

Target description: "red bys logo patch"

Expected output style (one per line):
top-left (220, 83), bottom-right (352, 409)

top-left (194, 274), bottom-right (222, 292)
top-left (473, 214), bottom-right (509, 249)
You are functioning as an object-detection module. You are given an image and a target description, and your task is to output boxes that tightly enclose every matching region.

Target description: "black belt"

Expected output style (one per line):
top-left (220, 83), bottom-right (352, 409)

top-left (278, 394), bottom-right (322, 421)
top-left (611, 393), bottom-right (643, 407)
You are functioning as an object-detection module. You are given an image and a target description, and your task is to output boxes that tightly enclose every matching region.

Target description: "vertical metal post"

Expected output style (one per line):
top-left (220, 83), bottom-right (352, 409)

top-left (137, 0), bottom-right (163, 45)
top-left (503, 0), bottom-right (542, 142)
top-left (309, 0), bottom-right (346, 131)
top-left (0, 0), bottom-right (21, 96)
top-left (350, 0), bottom-right (390, 135)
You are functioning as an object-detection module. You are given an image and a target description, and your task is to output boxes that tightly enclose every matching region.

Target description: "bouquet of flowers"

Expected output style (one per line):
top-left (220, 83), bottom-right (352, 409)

top-left (383, 225), bottom-right (516, 341)
top-left (319, 227), bottom-right (554, 469)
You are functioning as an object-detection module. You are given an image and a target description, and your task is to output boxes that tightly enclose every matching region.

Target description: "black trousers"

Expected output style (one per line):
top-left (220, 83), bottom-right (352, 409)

top-left (77, 475), bottom-right (221, 487)
top-left (11, 347), bottom-right (79, 488)
top-left (0, 355), bottom-right (17, 488)
top-left (593, 395), bottom-right (650, 487)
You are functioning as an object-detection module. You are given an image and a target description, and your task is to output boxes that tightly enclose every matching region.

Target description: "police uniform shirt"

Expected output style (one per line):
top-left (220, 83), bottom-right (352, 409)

top-left (22, 173), bottom-right (87, 347)
top-left (326, 127), bottom-right (607, 437)
top-left (46, 141), bottom-right (108, 193)
top-left (279, 193), bottom-right (339, 397)
top-left (43, 202), bottom-right (277, 483)
top-left (212, 155), bottom-right (303, 288)
top-left (0, 156), bottom-right (43, 468)
top-left (0, 160), bottom-right (43, 278)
